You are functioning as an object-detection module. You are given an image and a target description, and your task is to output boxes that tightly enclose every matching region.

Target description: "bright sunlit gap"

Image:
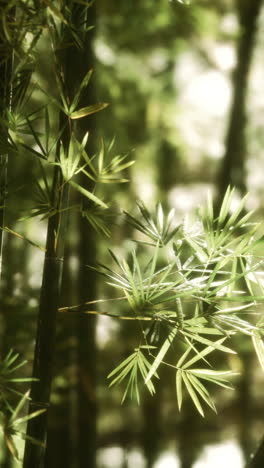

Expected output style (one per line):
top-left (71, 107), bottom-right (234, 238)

top-left (194, 440), bottom-right (244, 468)
top-left (96, 441), bottom-right (244, 468)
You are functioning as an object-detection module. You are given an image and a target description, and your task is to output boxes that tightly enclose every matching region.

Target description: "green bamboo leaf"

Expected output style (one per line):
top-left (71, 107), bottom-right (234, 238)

top-left (16, 431), bottom-right (46, 448)
top-left (189, 369), bottom-right (237, 389)
top-left (211, 295), bottom-right (264, 302)
top-left (145, 326), bottom-right (178, 383)
top-left (132, 250), bottom-right (145, 301)
top-left (203, 256), bottom-right (230, 295)
top-left (218, 186), bottom-right (233, 226)
top-left (176, 369), bottom-right (183, 410)
top-left (182, 371), bottom-right (204, 416)
top-left (70, 70), bottom-right (93, 112)
top-left (6, 378), bottom-right (38, 383)
top-left (107, 353), bottom-right (136, 379)
top-left (70, 103), bottom-right (108, 119)
top-left (99, 176), bottom-right (130, 184)
top-left (146, 241), bottom-right (160, 297)
top-left (208, 264), bottom-right (262, 298)
top-left (184, 236), bottom-right (208, 263)
top-left (108, 360), bottom-right (135, 387)
top-left (187, 372), bottom-right (216, 412)
top-left (185, 325), bottom-right (224, 335)
top-left (157, 203), bottom-right (164, 231)
top-left (231, 210), bottom-right (254, 231)
top-left (110, 158), bottom-right (135, 173)
top-left (181, 337), bottom-right (232, 370)
top-left (20, 142), bottom-right (47, 160)
top-left (13, 409), bottom-right (46, 427)
top-left (4, 433), bottom-right (19, 460)
top-left (190, 369), bottom-right (237, 378)
top-left (225, 193), bottom-right (249, 230)
top-left (108, 348), bottom-right (157, 403)
top-left (54, 71), bottom-right (69, 113)
top-left (43, 0), bottom-right (68, 23)
top-left (252, 331), bottom-right (264, 371)
top-left (181, 332), bottom-right (236, 356)
top-left (69, 180), bottom-right (108, 208)
top-left (176, 346), bottom-right (192, 368)
top-left (1, 350), bottom-right (20, 370)
top-left (138, 355), bottom-right (156, 395)
top-left (9, 391), bottom-right (30, 424)
top-left (83, 211), bottom-right (111, 237)
top-left (3, 227), bottom-right (46, 251)
top-left (215, 315), bottom-right (256, 335)
top-left (98, 139), bottom-right (104, 173)
top-left (122, 259), bottom-right (141, 307)
top-left (215, 303), bottom-right (255, 315)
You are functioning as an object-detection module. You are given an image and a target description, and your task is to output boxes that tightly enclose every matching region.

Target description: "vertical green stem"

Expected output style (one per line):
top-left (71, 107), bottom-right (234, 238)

top-left (23, 165), bottom-right (69, 467)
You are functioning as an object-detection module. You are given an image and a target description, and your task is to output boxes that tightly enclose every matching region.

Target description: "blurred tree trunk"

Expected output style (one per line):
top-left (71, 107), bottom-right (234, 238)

top-left (248, 437), bottom-right (264, 468)
top-left (72, 3), bottom-right (97, 467)
top-left (75, 214), bottom-right (97, 468)
top-left (217, 0), bottom-right (262, 200)
top-left (177, 407), bottom-right (201, 468)
top-left (237, 352), bottom-right (254, 460)
top-left (142, 394), bottom-right (162, 468)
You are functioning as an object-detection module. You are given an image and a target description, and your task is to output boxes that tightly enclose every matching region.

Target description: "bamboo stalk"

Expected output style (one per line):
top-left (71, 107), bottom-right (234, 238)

top-left (23, 163), bottom-right (70, 467)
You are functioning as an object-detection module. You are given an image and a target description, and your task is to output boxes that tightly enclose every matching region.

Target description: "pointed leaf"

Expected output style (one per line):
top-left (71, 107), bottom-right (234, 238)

top-left (252, 332), bottom-right (264, 371)
top-left (145, 327), bottom-right (178, 383)
top-left (182, 371), bottom-right (204, 417)
top-left (70, 103), bottom-right (108, 119)
top-left (176, 369), bottom-right (183, 410)
top-left (69, 180), bottom-right (108, 208)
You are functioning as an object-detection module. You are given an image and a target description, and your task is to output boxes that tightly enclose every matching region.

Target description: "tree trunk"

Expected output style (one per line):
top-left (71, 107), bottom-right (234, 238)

top-left (217, 0), bottom-right (262, 199)
top-left (72, 4), bottom-right (98, 466)
top-left (142, 394), bottom-right (162, 468)
top-left (76, 45), bottom-right (97, 468)
top-left (75, 219), bottom-right (97, 468)
top-left (247, 437), bottom-right (264, 468)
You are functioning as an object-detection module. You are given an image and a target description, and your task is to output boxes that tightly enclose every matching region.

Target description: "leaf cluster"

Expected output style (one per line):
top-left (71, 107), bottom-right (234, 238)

top-left (97, 189), bottom-right (264, 415)
top-left (0, 350), bottom-right (45, 460)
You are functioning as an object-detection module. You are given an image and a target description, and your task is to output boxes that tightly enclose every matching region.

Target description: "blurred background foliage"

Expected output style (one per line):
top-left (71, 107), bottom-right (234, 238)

top-left (1, 0), bottom-right (264, 467)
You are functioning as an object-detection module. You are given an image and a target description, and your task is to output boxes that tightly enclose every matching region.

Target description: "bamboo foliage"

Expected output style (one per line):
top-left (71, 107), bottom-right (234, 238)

top-left (92, 189), bottom-right (264, 415)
